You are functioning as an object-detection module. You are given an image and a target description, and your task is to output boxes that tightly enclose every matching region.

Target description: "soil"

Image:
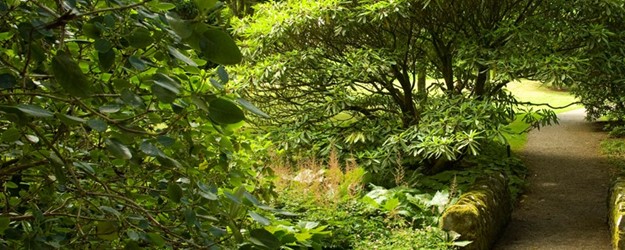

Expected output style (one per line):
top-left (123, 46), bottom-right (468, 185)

top-left (494, 109), bottom-right (613, 250)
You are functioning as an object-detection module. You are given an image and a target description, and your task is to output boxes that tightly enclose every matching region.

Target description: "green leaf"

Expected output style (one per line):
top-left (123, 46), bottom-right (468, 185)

top-left (86, 119), bottom-right (108, 132)
top-left (152, 73), bottom-right (181, 95)
top-left (128, 56), bottom-right (147, 71)
top-left (127, 230), bottom-right (140, 241)
top-left (194, 0), bottom-right (217, 13)
top-left (73, 161), bottom-right (95, 175)
top-left (51, 51), bottom-right (91, 98)
top-left (125, 27), bottom-right (154, 49)
top-left (99, 104), bottom-right (121, 113)
top-left (249, 228), bottom-right (281, 249)
top-left (57, 113), bottom-right (86, 126)
top-left (0, 217), bottom-right (10, 234)
top-left (157, 136), bottom-right (175, 147)
top-left (98, 49), bottom-right (116, 72)
top-left (200, 28), bottom-right (242, 65)
top-left (208, 98), bottom-right (245, 124)
top-left (5, 182), bottom-right (17, 189)
top-left (152, 73), bottom-right (180, 103)
top-left (217, 66), bottom-right (228, 84)
top-left (121, 90), bottom-right (146, 109)
top-left (249, 211), bottom-right (271, 226)
top-left (168, 18), bottom-right (193, 39)
top-left (140, 141), bottom-right (165, 157)
top-left (147, 233), bottom-right (166, 247)
top-left (167, 183), bottom-right (183, 203)
top-left (237, 98), bottom-right (270, 118)
top-left (198, 190), bottom-right (218, 200)
top-left (94, 39), bottom-right (112, 53)
top-left (168, 46), bottom-right (198, 66)
top-left (16, 104), bottom-right (53, 118)
top-left (149, 2), bottom-right (176, 11)
top-left (184, 209), bottom-right (197, 227)
top-left (0, 73), bottom-right (16, 89)
top-left (2, 128), bottom-right (21, 142)
top-left (105, 138), bottom-right (132, 160)
top-left (191, 95), bottom-right (209, 112)
top-left (100, 206), bottom-right (121, 217)
top-left (0, 32), bottom-right (14, 41)
top-left (152, 85), bottom-right (177, 103)
top-left (383, 197), bottom-right (400, 211)
top-left (96, 221), bottom-right (118, 240)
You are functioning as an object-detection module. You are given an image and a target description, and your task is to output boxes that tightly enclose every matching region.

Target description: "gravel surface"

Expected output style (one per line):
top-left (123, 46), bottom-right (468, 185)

top-left (494, 109), bottom-right (612, 250)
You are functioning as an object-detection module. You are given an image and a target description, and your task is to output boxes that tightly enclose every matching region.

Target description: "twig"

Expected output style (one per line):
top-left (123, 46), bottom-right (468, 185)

top-left (77, 0), bottom-right (151, 17)
top-left (514, 101), bottom-right (582, 110)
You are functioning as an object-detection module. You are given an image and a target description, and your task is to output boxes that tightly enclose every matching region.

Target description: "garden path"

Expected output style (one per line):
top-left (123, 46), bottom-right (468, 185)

top-left (494, 109), bottom-right (612, 249)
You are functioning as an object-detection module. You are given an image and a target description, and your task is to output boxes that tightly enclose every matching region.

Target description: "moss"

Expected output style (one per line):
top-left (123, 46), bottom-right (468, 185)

top-left (609, 177), bottom-right (625, 249)
top-left (440, 173), bottom-right (511, 250)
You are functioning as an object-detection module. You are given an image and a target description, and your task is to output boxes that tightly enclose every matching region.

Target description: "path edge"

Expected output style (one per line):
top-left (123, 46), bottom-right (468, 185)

top-left (440, 173), bottom-right (512, 250)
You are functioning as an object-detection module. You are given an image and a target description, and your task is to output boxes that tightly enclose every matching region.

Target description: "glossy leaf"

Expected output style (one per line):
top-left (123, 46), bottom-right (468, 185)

top-left (208, 98), bottom-right (245, 124)
top-left (168, 46), bottom-right (198, 66)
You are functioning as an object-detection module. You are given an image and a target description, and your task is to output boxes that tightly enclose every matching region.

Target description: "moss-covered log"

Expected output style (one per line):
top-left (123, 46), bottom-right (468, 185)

top-left (440, 173), bottom-right (512, 250)
top-left (609, 177), bottom-right (625, 249)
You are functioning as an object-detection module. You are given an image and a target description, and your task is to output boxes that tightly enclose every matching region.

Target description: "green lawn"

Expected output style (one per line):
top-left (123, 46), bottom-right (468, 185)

top-left (504, 80), bottom-right (582, 151)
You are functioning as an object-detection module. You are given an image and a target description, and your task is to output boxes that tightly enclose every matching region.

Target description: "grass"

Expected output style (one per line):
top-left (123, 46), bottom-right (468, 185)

top-left (504, 79), bottom-right (582, 151)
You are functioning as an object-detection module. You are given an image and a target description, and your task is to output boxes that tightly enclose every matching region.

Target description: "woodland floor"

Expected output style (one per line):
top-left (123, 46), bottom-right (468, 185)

top-left (494, 109), bottom-right (613, 250)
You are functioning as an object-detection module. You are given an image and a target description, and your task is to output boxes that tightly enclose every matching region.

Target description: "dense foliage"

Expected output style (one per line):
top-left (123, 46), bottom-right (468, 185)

top-left (0, 0), bottom-right (294, 248)
top-left (232, 0), bottom-right (560, 177)
top-left (3, 0), bottom-right (625, 248)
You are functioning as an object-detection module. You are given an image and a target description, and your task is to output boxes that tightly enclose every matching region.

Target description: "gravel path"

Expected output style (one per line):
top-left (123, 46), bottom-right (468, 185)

top-left (494, 109), bottom-right (612, 250)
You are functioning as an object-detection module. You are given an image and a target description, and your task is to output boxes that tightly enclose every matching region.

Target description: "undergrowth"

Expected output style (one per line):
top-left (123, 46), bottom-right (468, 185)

top-left (267, 143), bottom-right (525, 249)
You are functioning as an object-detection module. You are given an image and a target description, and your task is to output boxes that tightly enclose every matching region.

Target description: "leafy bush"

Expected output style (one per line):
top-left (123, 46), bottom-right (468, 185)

top-left (0, 0), bottom-right (282, 248)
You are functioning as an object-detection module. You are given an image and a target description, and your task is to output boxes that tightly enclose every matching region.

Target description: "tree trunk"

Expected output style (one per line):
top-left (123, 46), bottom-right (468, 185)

top-left (417, 67), bottom-right (427, 95)
top-left (474, 64), bottom-right (489, 98)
